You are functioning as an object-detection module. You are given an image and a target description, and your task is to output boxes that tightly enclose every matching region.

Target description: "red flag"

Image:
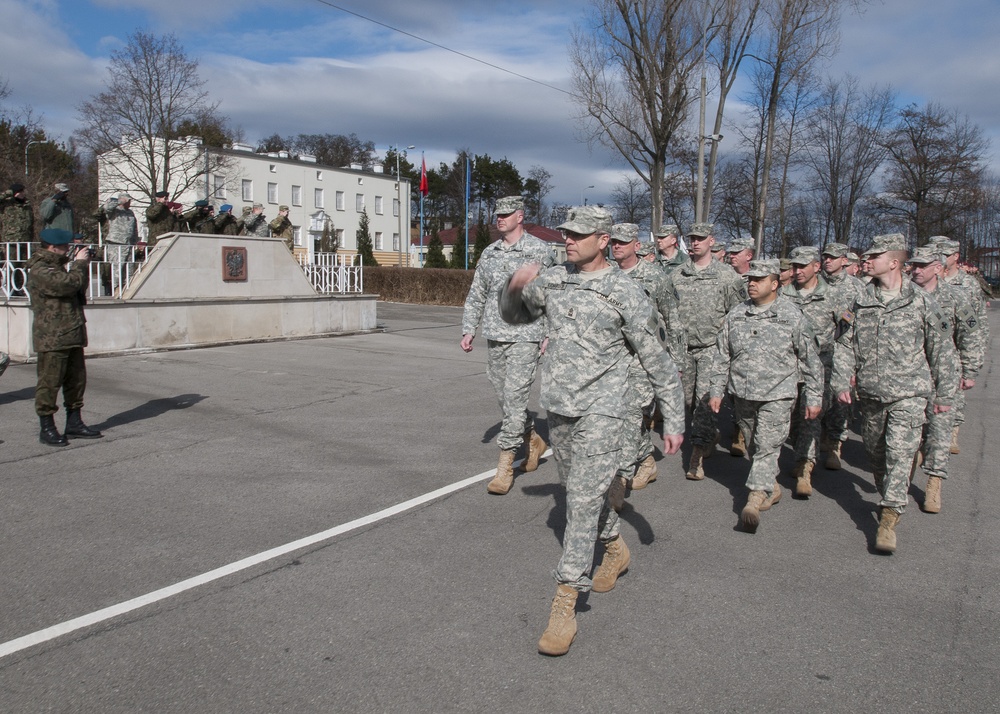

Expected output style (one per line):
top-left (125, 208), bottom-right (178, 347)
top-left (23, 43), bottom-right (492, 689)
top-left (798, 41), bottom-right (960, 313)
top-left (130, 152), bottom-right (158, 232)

top-left (419, 157), bottom-right (429, 197)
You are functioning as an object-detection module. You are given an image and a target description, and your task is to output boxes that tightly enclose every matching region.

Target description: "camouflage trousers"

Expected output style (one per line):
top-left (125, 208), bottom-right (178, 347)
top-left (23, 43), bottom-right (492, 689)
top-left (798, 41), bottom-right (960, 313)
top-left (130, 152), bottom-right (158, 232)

top-left (920, 402), bottom-right (955, 479)
top-left (548, 411), bottom-right (624, 592)
top-left (821, 358), bottom-right (851, 443)
top-left (35, 347), bottom-right (87, 416)
top-left (486, 340), bottom-right (540, 451)
top-left (950, 388), bottom-right (967, 427)
top-left (682, 345), bottom-right (719, 447)
top-left (616, 369), bottom-right (655, 480)
top-left (859, 396), bottom-right (927, 513)
top-left (790, 353), bottom-right (833, 462)
top-left (734, 397), bottom-right (793, 495)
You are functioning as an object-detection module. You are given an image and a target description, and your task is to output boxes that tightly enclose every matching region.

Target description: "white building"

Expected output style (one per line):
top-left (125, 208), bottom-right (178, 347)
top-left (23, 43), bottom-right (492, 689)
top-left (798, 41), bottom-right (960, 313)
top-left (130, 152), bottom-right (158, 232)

top-left (98, 137), bottom-right (413, 265)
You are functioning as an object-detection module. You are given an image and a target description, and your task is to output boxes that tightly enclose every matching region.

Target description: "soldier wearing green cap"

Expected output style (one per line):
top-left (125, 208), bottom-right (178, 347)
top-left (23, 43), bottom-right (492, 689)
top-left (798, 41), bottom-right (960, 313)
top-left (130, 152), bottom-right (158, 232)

top-left (499, 204), bottom-right (684, 657)
top-left (833, 233), bottom-right (958, 554)
top-left (652, 223), bottom-right (689, 275)
top-left (461, 195), bottom-right (555, 496)
top-left (269, 205), bottom-right (294, 251)
top-left (26, 228), bottom-right (104, 446)
top-left (710, 259), bottom-right (822, 532)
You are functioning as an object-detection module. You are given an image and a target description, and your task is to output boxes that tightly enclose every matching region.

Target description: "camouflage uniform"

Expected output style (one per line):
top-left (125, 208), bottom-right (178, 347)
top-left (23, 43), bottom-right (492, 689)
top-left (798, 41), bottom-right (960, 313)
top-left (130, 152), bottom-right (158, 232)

top-left (145, 199), bottom-right (177, 245)
top-left (712, 264), bottom-right (822, 495)
top-left (655, 250), bottom-right (690, 276)
top-left (833, 252), bottom-right (958, 515)
top-left (39, 190), bottom-right (74, 233)
top-left (243, 207), bottom-right (270, 238)
top-left (269, 206), bottom-right (294, 251)
top-left (462, 212), bottom-right (555, 452)
top-left (1, 187), bottom-right (35, 243)
top-left (25, 247), bottom-right (90, 417)
top-left (214, 207), bottom-right (240, 236)
top-left (821, 244), bottom-right (864, 446)
top-left (501, 258), bottom-right (684, 591)
top-left (664, 250), bottom-right (746, 446)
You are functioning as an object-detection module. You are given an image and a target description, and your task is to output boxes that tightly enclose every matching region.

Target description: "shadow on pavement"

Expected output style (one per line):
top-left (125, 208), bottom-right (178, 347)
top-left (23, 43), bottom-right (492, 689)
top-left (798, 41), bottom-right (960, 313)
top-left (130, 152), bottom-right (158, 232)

top-left (0, 386), bottom-right (36, 406)
top-left (93, 393), bottom-right (208, 431)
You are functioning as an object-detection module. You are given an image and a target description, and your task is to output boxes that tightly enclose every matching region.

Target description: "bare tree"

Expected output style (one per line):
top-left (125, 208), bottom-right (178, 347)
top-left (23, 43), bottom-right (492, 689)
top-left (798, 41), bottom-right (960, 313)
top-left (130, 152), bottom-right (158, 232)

top-left (570, 0), bottom-right (703, 229)
top-left (75, 31), bottom-right (236, 201)
top-left (524, 166), bottom-right (554, 224)
top-left (803, 75), bottom-right (895, 247)
top-left (610, 175), bottom-right (652, 226)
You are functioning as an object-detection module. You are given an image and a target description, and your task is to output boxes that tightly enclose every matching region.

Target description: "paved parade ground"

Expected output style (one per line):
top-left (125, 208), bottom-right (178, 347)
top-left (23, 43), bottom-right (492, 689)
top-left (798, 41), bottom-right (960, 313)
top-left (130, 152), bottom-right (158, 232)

top-left (1, 301), bottom-right (998, 712)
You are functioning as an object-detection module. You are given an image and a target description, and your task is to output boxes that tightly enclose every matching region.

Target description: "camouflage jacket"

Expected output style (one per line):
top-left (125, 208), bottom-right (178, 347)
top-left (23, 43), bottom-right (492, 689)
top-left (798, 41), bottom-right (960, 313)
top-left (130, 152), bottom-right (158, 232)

top-left (461, 231), bottom-right (555, 342)
top-left (145, 202), bottom-right (177, 245)
top-left (833, 279), bottom-right (959, 406)
top-left (655, 249), bottom-right (690, 276)
top-left (103, 198), bottom-right (138, 245)
top-left (823, 269), bottom-right (865, 305)
top-left (779, 276), bottom-right (849, 355)
top-left (243, 213), bottom-right (270, 237)
top-left (39, 195), bottom-right (74, 232)
top-left (26, 249), bottom-right (89, 352)
top-left (0, 192), bottom-right (35, 242)
top-left (214, 212), bottom-right (240, 236)
top-left (921, 279), bottom-right (985, 382)
top-left (182, 207), bottom-right (216, 234)
top-left (944, 268), bottom-right (990, 326)
top-left (664, 258), bottom-right (747, 350)
top-left (500, 263), bottom-right (684, 433)
top-left (269, 215), bottom-right (294, 250)
top-left (621, 258), bottom-right (684, 365)
top-left (711, 295), bottom-right (823, 406)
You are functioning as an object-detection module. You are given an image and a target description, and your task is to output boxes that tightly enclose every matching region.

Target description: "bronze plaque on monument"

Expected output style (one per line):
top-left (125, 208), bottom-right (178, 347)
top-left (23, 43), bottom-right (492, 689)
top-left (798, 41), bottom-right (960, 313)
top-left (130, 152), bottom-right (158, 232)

top-left (222, 246), bottom-right (248, 282)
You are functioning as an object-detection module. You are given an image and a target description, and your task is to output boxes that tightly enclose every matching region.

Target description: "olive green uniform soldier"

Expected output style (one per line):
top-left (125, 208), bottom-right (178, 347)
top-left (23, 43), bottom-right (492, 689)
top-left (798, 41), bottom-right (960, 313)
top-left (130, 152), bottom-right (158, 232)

top-left (26, 228), bottom-right (104, 446)
top-left (39, 183), bottom-right (74, 233)
top-left (269, 205), bottom-right (294, 251)
top-left (1, 182), bottom-right (35, 244)
top-left (145, 191), bottom-right (177, 246)
top-left (214, 204), bottom-right (240, 236)
top-left (181, 200), bottom-right (216, 234)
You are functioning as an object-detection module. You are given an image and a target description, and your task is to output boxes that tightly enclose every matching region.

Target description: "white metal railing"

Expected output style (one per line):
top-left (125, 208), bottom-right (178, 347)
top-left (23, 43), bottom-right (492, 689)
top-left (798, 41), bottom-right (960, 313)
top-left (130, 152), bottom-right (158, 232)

top-left (298, 252), bottom-right (363, 294)
top-left (1, 241), bottom-right (150, 300)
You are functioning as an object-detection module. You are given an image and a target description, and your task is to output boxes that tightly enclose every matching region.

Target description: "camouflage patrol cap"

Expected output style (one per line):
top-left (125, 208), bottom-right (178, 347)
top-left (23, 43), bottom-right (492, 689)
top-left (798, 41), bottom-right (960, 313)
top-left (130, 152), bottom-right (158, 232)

top-left (934, 238), bottom-right (960, 255)
top-left (279, 204), bottom-right (290, 212)
top-left (822, 242), bottom-right (849, 257)
top-left (655, 223), bottom-right (679, 237)
top-left (745, 258), bottom-right (780, 278)
top-left (635, 242), bottom-right (655, 257)
top-left (726, 237), bottom-right (754, 254)
top-left (906, 246), bottom-right (943, 266)
top-left (241, 206), bottom-right (253, 215)
top-left (610, 223), bottom-right (639, 242)
top-left (253, 202), bottom-right (264, 209)
top-left (40, 228), bottom-right (73, 245)
top-left (557, 205), bottom-right (613, 235)
top-left (54, 183), bottom-right (70, 193)
top-left (846, 252), bottom-right (860, 263)
top-left (687, 222), bottom-right (714, 238)
top-left (779, 258), bottom-right (794, 271)
top-left (118, 192), bottom-right (133, 202)
top-left (862, 233), bottom-right (907, 258)
top-left (495, 196), bottom-right (524, 215)
top-left (788, 246), bottom-right (820, 265)
top-left (712, 242), bottom-right (727, 253)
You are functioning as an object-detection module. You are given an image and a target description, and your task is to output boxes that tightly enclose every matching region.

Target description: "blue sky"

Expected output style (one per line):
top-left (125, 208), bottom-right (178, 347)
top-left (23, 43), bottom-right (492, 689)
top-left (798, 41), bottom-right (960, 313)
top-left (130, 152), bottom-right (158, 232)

top-left (3, 0), bottom-right (999, 208)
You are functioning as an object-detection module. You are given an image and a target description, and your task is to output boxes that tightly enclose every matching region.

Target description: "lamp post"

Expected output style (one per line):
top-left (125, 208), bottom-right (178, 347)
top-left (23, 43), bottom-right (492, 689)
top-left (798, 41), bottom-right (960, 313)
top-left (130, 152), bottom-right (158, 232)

top-left (391, 144), bottom-right (415, 267)
top-left (582, 185), bottom-right (595, 206)
top-left (25, 140), bottom-right (41, 176)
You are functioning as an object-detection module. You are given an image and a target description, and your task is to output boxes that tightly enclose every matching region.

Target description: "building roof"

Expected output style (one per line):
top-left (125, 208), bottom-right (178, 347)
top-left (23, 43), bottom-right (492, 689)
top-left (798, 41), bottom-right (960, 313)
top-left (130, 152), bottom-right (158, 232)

top-left (412, 224), bottom-right (564, 247)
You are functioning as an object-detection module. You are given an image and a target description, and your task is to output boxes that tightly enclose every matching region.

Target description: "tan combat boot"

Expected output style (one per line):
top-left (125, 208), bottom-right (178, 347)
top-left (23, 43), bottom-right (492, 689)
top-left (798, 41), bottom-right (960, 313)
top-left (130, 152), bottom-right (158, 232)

top-left (824, 441), bottom-right (842, 470)
top-left (950, 426), bottom-right (960, 455)
top-left (592, 536), bottom-right (631, 593)
top-left (741, 490), bottom-right (767, 533)
top-left (730, 428), bottom-right (747, 457)
top-left (486, 449), bottom-right (516, 495)
top-left (631, 454), bottom-right (658, 490)
top-left (522, 429), bottom-right (547, 473)
top-left (608, 476), bottom-right (626, 512)
top-left (686, 445), bottom-right (707, 480)
top-left (874, 507), bottom-right (900, 553)
top-left (759, 482), bottom-right (782, 511)
top-left (923, 476), bottom-right (942, 514)
top-left (793, 460), bottom-right (814, 498)
top-left (537, 585), bottom-right (579, 656)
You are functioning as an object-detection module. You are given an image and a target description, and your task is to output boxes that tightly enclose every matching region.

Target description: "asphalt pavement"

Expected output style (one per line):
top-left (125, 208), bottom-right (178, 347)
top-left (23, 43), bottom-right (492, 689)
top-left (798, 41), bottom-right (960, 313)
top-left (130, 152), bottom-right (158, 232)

top-left (0, 301), bottom-right (998, 713)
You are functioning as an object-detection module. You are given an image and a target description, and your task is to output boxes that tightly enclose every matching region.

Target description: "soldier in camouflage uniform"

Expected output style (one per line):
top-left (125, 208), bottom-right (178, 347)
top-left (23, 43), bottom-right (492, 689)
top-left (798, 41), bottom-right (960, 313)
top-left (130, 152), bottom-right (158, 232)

top-left (711, 259), bottom-right (822, 532)
top-left (653, 224), bottom-right (690, 275)
top-left (214, 204), bottom-right (240, 236)
top-left (269, 205), bottom-right (294, 250)
top-left (725, 237), bottom-right (754, 277)
top-left (845, 252), bottom-right (861, 277)
top-left (663, 223), bottom-right (746, 480)
top-left (780, 246), bottom-right (851, 497)
top-left (833, 234), bottom-right (958, 554)
top-left (39, 183), bottom-right (73, 233)
top-left (25, 228), bottom-right (104, 446)
top-left (242, 203), bottom-right (270, 237)
top-left (606, 222), bottom-right (684, 510)
top-left (933, 237), bottom-right (989, 455)
top-left (145, 191), bottom-right (177, 246)
top-left (499, 204), bottom-right (684, 657)
top-left (1, 182), bottom-right (35, 243)
top-left (461, 196), bottom-right (555, 495)
top-left (908, 246), bottom-right (984, 513)
top-left (778, 258), bottom-right (794, 288)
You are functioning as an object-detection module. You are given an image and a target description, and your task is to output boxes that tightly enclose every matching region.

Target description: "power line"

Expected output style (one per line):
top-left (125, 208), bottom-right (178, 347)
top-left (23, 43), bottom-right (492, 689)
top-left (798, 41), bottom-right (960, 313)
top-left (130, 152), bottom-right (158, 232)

top-left (311, 0), bottom-right (574, 97)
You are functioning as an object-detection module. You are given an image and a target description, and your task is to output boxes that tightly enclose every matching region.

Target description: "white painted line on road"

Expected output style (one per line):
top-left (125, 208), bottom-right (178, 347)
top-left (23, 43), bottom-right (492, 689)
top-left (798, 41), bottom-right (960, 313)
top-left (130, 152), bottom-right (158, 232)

top-left (0, 450), bottom-right (552, 660)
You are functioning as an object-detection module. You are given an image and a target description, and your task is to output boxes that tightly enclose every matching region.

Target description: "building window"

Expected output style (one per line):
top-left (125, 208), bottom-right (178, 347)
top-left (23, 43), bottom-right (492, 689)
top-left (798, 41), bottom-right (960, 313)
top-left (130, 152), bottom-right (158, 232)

top-left (316, 171), bottom-right (323, 181)
top-left (392, 232), bottom-right (400, 251)
top-left (356, 193), bottom-right (364, 212)
top-left (314, 188), bottom-right (325, 208)
top-left (213, 174), bottom-right (226, 199)
top-left (291, 185), bottom-right (302, 206)
top-left (375, 232), bottom-right (383, 250)
top-left (375, 196), bottom-right (384, 215)
top-left (242, 179), bottom-right (253, 201)
top-left (335, 228), bottom-right (344, 248)
top-left (269, 164), bottom-right (276, 173)
top-left (393, 198), bottom-right (400, 217)
top-left (294, 226), bottom-right (302, 247)
top-left (267, 182), bottom-right (278, 204)
top-left (336, 191), bottom-right (345, 211)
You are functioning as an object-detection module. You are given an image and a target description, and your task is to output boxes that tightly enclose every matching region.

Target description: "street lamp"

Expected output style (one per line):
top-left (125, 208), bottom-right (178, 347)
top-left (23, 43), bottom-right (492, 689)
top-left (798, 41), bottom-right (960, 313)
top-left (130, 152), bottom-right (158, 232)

top-left (582, 185), bottom-right (595, 206)
top-left (391, 144), bottom-right (416, 267)
top-left (25, 140), bottom-right (42, 176)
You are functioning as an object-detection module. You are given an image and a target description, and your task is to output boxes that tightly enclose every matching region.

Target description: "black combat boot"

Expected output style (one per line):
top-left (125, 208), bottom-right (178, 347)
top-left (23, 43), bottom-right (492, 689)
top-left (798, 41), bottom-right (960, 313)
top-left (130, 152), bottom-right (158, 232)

top-left (39, 414), bottom-right (68, 447)
top-left (65, 409), bottom-right (103, 439)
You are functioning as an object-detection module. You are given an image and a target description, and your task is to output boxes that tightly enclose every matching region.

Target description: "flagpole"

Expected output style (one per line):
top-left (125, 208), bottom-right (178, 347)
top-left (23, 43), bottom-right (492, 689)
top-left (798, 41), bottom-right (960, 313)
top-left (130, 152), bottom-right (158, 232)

top-left (464, 154), bottom-right (470, 270)
top-left (419, 152), bottom-right (425, 268)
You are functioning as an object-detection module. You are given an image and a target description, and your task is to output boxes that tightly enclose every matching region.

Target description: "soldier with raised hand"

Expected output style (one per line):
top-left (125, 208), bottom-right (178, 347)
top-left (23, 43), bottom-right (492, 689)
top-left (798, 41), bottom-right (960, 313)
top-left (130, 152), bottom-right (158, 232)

top-left (933, 237), bottom-right (989, 455)
top-left (908, 246), bottom-right (984, 513)
top-left (39, 182), bottom-right (73, 233)
top-left (242, 202), bottom-right (270, 237)
top-left (606, 222), bottom-right (684, 509)
top-left (1, 182), bottom-right (35, 244)
top-left (269, 204), bottom-right (294, 250)
top-left (460, 195), bottom-right (555, 495)
top-left (781, 246), bottom-right (849, 498)
top-left (833, 233), bottom-right (958, 554)
top-left (710, 259), bottom-right (822, 532)
top-left (145, 191), bottom-right (177, 246)
top-left (652, 223), bottom-right (689, 275)
top-left (664, 222), bottom-right (746, 480)
top-left (499, 204), bottom-right (684, 657)
top-left (214, 204), bottom-right (239, 236)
